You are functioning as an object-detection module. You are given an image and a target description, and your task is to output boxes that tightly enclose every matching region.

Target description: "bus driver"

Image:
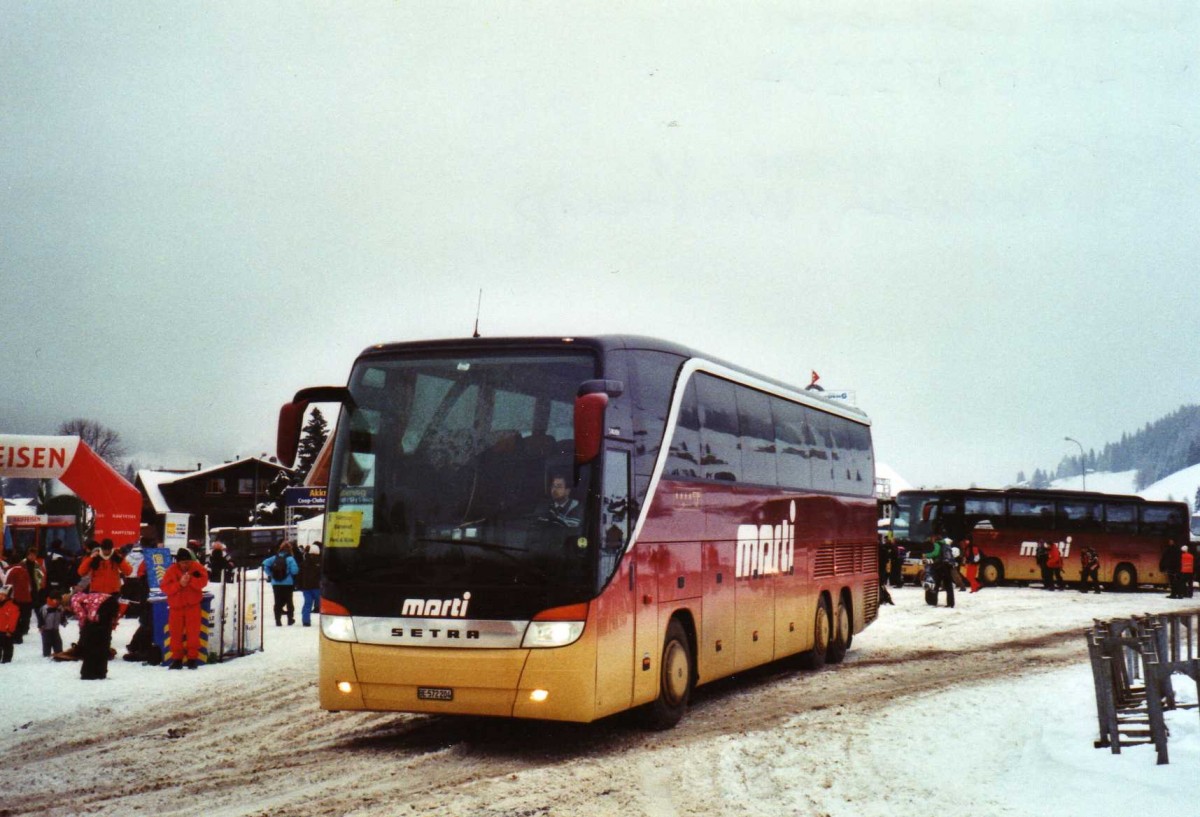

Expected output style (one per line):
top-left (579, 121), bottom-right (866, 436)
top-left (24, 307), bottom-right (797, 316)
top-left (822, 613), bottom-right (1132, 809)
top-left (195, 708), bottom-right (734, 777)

top-left (539, 474), bottom-right (581, 530)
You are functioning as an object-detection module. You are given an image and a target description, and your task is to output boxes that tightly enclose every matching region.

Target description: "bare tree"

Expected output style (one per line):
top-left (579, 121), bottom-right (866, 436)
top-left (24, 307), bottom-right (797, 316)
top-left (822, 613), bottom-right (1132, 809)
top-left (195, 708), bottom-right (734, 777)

top-left (57, 418), bottom-right (128, 469)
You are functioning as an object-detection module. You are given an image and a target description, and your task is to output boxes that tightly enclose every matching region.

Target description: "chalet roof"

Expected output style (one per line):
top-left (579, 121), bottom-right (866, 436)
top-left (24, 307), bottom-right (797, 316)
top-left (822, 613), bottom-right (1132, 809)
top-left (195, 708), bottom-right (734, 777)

top-left (136, 458), bottom-right (296, 514)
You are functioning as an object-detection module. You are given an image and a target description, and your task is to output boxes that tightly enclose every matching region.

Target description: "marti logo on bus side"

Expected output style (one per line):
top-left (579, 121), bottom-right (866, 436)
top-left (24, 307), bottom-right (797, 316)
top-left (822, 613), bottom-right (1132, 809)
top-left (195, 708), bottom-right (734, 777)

top-left (736, 501), bottom-right (797, 579)
top-left (1019, 538), bottom-right (1073, 558)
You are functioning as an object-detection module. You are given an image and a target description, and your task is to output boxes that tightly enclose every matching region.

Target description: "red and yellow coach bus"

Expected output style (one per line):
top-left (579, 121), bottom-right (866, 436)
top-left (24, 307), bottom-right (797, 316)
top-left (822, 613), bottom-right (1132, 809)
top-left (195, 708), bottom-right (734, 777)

top-left (893, 488), bottom-right (1189, 590)
top-left (278, 336), bottom-right (879, 727)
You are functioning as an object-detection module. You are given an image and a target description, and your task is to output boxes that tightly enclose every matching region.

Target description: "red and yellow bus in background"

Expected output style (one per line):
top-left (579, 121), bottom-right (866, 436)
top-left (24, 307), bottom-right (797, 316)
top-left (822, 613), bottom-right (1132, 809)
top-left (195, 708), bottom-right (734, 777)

top-left (278, 336), bottom-right (878, 727)
top-left (893, 488), bottom-right (1189, 590)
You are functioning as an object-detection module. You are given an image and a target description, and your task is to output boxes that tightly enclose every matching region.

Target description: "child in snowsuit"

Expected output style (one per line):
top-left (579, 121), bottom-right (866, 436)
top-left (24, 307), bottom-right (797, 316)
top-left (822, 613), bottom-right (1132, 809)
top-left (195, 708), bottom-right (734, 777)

top-left (38, 595), bottom-right (67, 657)
top-left (0, 586), bottom-right (18, 663)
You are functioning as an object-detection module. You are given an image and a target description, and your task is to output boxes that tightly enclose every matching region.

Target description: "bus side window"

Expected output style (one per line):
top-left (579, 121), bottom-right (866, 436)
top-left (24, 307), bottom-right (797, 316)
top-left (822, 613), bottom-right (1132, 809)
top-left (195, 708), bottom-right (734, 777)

top-left (1057, 501), bottom-right (1101, 532)
top-left (808, 409), bottom-right (837, 492)
top-left (1009, 499), bottom-right (1055, 528)
top-left (773, 398), bottom-right (812, 491)
top-left (735, 386), bottom-right (777, 487)
top-left (600, 449), bottom-right (631, 585)
top-left (1104, 502), bottom-right (1137, 534)
top-left (696, 374), bottom-right (741, 483)
top-left (666, 380), bottom-right (701, 479)
top-left (1140, 506), bottom-right (1181, 535)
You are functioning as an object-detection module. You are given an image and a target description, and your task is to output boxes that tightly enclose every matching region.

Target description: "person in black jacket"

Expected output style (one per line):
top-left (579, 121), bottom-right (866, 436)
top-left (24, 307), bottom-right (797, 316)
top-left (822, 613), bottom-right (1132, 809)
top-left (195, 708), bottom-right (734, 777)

top-left (297, 542), bottom-right (322, 627)
top-left (1161, 540), bottom-right (1182, 598)
top-left (208, 541), bottom-right (235, 583)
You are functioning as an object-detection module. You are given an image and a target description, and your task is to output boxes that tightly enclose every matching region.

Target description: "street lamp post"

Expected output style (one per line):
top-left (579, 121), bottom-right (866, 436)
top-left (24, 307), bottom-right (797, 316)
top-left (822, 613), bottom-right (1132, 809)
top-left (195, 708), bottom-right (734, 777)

top-left (1064, 437), bottom-right (1086, 491)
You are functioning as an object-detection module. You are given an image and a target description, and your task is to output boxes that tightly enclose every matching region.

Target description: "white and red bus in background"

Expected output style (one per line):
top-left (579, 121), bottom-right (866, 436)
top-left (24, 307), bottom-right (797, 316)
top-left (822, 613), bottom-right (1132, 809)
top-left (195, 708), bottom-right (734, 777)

top-left (278, 336), bottom-right (879, 727)
top-left (893, 488), bottom-right (1190, 590)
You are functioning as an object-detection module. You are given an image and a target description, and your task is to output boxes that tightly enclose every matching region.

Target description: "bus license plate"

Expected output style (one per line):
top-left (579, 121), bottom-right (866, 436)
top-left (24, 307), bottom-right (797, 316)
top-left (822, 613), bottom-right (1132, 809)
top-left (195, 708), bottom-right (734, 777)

top-left (418, 687), bottom-right (454, 701)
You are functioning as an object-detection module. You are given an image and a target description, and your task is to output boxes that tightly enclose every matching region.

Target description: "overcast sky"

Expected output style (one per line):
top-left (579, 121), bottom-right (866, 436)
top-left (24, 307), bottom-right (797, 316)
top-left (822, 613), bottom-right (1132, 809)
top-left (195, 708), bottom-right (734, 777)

top-left (2, 2), bottom-right (1197, 489)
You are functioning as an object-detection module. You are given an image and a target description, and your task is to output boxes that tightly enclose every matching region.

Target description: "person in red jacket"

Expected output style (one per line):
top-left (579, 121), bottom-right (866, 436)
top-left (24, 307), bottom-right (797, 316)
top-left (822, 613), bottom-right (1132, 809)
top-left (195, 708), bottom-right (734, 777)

top-left (77, 539), bottom-right (132, 595)
top-left (0, 585), bottom-right (19, 663)
top-left (1176, 545), bottom-right (1195, 599)
top-left (160, 547), bottom-right (209, 669)
top-left (1045, 541), bottom-right (1065, 590)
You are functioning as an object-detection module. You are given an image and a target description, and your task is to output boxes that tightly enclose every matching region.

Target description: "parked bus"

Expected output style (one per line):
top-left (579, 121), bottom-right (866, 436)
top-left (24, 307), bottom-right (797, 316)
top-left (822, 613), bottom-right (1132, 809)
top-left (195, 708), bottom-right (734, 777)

top-left (278, 335), bottom-right (879, 727)
top-left (2, 514), bottom-right (81, 557)
top-left (892, 488), bottom-right (1189, 590)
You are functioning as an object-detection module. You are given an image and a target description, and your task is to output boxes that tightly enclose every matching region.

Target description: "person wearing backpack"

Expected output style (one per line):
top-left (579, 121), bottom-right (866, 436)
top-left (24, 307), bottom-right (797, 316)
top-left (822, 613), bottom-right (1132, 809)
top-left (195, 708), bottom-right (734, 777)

top-left (263, 543), bottom-right (299, 627)
top-left (1035, 542), bottom-right (1052, 589)
top-left (1079, 545), bottom-right (1101, 594)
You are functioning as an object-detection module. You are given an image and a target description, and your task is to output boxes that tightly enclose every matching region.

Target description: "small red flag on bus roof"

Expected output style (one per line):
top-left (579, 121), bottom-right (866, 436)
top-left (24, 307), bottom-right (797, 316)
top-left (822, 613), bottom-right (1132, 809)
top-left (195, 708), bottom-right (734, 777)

top-left (809, 371), bottom-right (820, 387)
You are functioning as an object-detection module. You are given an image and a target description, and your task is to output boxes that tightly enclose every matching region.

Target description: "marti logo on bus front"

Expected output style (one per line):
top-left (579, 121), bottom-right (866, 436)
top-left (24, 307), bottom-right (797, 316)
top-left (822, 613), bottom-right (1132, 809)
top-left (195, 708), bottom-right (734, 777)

top-left (1019, 538), bottom-right (1073, 558)
top-left (736, 501), bottom-right (797, 579)
top-left (401, 591), bottom-right (472, 618)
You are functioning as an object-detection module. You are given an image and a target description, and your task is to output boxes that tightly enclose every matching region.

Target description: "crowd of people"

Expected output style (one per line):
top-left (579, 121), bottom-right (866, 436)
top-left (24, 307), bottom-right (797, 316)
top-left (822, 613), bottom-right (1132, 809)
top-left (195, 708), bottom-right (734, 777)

top-left (0, 534), bottom-right (323, 679)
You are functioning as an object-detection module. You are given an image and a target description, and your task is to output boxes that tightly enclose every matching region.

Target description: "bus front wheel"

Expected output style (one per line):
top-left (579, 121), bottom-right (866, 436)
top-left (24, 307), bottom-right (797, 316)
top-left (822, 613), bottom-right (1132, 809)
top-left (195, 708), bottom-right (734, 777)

top-left (799, 597), bottom-right (832, 670)
top-left (979, 558), bottom-right (1004, 586)
top-left (643, 619), bottom-right (694, 730)
top-left (1111, 564), bottom-right (1137, 592)
top-left (826, 595), bottom-right (852, 664)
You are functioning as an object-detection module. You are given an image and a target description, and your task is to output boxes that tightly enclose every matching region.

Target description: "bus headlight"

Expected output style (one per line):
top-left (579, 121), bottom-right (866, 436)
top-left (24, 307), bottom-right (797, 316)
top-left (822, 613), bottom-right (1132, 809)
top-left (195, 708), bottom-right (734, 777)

top-left (321, 615), bottom-right (358, 643)
top-left (521, 620), bottom-right (584, 648)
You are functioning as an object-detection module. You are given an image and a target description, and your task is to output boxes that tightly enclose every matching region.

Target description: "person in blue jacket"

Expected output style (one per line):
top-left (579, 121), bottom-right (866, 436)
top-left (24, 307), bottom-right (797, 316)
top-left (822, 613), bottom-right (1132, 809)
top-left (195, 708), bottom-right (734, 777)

top-left (263, 542), bottom-right (300, 626)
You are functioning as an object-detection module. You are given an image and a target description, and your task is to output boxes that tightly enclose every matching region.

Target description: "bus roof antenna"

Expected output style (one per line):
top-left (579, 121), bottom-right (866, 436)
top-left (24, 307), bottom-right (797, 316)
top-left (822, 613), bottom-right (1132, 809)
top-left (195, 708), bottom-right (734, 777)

top-left (472, 289), bottom-right (482, 338)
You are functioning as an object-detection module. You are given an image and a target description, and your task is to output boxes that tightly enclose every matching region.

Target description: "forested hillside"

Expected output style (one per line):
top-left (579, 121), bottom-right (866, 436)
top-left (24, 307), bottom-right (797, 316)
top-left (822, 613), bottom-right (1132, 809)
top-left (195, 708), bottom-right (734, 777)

top-left (1019, 405), bottom-right (1200, 491)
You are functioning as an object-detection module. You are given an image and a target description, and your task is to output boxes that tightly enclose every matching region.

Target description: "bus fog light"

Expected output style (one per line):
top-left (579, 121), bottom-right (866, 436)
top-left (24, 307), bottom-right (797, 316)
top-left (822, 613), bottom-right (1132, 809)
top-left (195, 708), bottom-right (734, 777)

top-left (529, 689), bottom-right (549, 703)
top-left (521, 621), bottom-right (584, 648)
top-left (337, 681), bottom-right (354, 694)
top-left (322, 616), bottom-right (358, 643)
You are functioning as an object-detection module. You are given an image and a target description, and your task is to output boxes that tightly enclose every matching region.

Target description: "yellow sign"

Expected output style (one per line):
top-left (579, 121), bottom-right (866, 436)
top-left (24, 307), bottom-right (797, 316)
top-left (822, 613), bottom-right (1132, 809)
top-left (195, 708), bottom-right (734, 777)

top-left (325, 511), bottom-right (363, 548)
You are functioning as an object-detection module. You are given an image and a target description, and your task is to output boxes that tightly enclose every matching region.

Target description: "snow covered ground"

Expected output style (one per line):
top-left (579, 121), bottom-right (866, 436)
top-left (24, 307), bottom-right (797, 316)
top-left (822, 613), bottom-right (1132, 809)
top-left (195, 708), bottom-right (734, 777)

top-left (1, 584), bottom-right (1197, 816)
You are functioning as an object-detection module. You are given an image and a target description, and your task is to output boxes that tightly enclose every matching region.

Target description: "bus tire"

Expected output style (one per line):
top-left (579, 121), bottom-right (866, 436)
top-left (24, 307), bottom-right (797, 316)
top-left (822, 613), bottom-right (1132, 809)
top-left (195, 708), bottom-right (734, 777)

top-left (1110, 564), bottom-right (1137, 592)
top-left (979, 558), bottom-right (1004, 586)
top-left (826, 594), bottom-right (852, 664)
top-left (643, 619), bottom-right (693, 730)
top-left (798, 597), bottom-right (832, 670)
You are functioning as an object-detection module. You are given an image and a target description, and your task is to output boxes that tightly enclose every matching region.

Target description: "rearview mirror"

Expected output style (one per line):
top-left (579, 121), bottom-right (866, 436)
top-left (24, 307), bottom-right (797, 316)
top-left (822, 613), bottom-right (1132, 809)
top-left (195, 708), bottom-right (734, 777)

top-left (277, 401), bottom-right (309, 468)
top-left (574, 393), bottom-right (608, 465)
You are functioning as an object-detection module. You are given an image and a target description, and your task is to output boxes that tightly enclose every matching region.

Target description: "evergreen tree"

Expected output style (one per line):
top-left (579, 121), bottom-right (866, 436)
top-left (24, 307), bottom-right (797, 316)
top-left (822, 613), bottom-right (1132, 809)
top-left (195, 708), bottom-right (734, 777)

top-left (1031, 468), bottom-right (1050, 489)
top-left (1016, 470), bottom-right (1027, 485)
top-left (296, 407), bottom-right (330, 480)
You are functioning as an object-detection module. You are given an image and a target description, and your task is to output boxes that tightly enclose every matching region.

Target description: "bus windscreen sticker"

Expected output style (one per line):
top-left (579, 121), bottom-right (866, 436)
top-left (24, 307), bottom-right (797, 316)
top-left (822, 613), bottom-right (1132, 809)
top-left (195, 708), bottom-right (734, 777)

top-left (325, 511), bottom-right (364, 548)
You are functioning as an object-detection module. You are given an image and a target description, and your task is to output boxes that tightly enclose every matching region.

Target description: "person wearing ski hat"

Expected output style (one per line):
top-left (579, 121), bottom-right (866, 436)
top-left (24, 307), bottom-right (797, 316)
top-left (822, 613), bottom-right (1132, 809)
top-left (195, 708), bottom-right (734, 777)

top-left (77, 538), bottom-right (132, 595)
top-left (0, 586), bottom-right (18, 663)
top-left (159, 547), bottom-right (209, 669)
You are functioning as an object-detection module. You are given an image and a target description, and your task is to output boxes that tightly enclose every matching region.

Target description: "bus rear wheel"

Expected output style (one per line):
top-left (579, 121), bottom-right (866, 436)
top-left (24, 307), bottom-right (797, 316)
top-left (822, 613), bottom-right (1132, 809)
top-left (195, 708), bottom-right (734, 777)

top-left (826, 595), bottom-right (852, 664)
top-left (1110, 564), bottom-right (1137, 592)
top-left (979, 558), bottom-right (1004, 586)
top-left (799, 597), bottom-right (832, 670)
top-left (642, 619), bottom-right (693, 730)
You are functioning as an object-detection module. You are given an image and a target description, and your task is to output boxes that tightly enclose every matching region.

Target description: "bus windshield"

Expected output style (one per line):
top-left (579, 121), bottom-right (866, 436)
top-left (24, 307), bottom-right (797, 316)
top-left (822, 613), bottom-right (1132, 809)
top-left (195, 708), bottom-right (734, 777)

top-left (893, 491), bottom-right (938, 551)
top-left (324, 349), bottom-right (600, 606)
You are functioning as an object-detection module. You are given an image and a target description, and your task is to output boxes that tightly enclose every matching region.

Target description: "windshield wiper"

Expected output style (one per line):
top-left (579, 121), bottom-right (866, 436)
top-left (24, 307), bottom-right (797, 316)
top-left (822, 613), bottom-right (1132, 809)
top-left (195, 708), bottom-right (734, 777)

top-left (415, 536), bottom-right (530, 555)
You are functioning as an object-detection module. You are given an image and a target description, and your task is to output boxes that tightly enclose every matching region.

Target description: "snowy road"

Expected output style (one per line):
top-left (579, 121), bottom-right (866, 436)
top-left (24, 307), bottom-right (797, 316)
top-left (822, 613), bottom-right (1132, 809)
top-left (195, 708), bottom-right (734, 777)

top-left (2, 586), bottom-right (1197, 817)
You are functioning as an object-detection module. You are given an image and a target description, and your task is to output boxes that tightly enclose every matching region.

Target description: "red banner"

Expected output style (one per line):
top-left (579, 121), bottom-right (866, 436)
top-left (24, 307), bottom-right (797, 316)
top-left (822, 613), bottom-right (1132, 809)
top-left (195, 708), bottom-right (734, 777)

top-left (0, 434), bottom-right (141, 546)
